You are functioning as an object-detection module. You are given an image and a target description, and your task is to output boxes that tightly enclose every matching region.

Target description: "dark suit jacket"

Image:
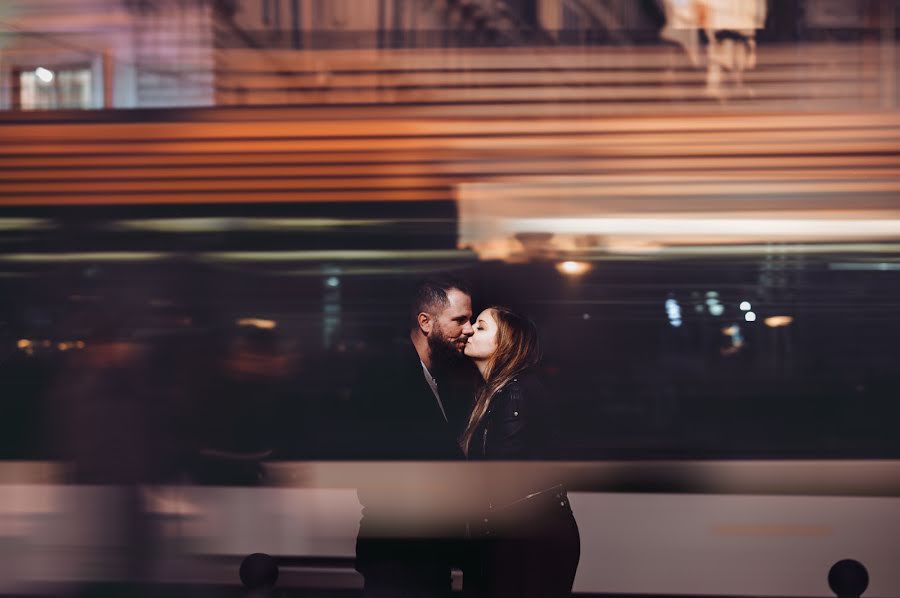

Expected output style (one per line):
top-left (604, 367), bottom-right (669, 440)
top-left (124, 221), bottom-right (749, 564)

top-left (349, 339), bottom-right (474, 574)
top-left (350, 339), bottom-right (469, 461)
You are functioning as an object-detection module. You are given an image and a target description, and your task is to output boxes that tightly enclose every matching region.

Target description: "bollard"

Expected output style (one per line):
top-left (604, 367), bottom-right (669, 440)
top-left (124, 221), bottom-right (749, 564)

top-left (828, 559), bottom-right (869, 598)
top-left (240, 552), bottom-right (279, 596)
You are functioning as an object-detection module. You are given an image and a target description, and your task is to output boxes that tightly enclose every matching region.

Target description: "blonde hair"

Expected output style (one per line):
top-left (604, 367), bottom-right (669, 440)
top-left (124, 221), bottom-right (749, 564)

top-left (460, 306), bottom-right (540, 456)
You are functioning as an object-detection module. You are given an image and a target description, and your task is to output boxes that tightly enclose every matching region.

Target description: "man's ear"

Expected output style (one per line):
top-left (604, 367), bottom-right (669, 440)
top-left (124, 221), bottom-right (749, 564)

top-left (417, 312), bottom-right (433, 335)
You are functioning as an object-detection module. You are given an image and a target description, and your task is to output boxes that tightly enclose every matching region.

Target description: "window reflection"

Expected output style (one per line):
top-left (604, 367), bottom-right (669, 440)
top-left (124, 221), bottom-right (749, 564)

top-left (18, 65), bottom-right (92, 110)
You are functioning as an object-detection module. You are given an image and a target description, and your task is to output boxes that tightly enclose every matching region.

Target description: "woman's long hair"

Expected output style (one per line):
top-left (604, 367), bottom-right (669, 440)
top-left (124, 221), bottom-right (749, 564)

top-left (460, 306), bottom-right (541, 456)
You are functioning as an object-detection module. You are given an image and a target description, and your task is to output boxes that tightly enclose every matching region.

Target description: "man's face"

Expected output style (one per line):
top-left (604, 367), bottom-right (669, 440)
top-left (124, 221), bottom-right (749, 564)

top-left (427, 288), bottom-right (474, 364)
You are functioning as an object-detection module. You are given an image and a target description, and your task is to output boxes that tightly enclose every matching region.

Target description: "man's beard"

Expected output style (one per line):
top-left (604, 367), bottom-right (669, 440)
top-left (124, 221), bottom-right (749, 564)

top-left (427, 330), bottom-right (466, 372)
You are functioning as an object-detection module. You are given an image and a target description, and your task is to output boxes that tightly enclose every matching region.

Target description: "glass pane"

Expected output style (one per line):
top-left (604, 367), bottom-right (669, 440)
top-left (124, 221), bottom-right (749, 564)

top-left (17, 67), bottom-right (92, 110)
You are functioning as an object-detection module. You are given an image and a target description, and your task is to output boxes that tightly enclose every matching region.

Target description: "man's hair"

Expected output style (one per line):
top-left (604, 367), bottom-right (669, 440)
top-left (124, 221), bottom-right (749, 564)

top-left (410, 274), bottom-right (472, 329)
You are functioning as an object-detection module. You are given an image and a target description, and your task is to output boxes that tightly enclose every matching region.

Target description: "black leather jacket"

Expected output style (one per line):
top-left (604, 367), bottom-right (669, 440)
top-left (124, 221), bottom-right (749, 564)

top-left (467, 370), bottom-right (559, 461)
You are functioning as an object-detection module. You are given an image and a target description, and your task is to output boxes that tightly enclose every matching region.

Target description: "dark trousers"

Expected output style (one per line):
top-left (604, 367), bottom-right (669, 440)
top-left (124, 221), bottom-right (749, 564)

top-left (467, 504), bottom-right (580, 598)
top-left (357, 537), bottom-right (455, 598)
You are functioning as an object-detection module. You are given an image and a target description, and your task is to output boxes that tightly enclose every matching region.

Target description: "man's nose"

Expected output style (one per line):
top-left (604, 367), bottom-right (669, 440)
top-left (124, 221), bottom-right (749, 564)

top-left (462, 321), bottom-right (474, 336)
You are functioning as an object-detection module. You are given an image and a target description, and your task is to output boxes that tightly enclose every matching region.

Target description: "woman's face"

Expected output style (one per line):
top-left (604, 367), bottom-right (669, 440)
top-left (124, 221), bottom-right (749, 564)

top-left (464, 309), bottom-right (499, 361)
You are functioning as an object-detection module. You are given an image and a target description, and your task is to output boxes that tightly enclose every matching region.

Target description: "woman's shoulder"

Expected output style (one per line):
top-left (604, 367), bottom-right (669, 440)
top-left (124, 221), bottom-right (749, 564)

top-left (493, 369), bottom-right (561, 457)
top-left (503, 369), bottom-right (550, 401)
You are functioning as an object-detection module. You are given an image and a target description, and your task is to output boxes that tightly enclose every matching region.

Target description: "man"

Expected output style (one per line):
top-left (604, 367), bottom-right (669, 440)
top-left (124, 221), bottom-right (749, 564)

top-left (352, 275), bottom-right (476, 598)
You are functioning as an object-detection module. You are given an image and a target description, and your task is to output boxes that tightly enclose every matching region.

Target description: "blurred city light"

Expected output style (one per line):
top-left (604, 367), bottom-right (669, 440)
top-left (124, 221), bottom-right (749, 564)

top-left (203, 250), bottom-right (470, 263)
top-left (0, 252), bottom-right (168, 263)
top-left (112, 218), bottom-right (402, 233)
top-left (34, 67), bottom-right (54, 83)
top-left (665, 297), bottom-right (683, 328)
top-left (745, 312), bottom-right (757, 322)
top-left (236, 318), bottom-right (277, 330)
top-left (556, 261), bottom-right (591, 276)
top-left (721, 323), bottom-right (746, 355)
top-left (765, 316), bottom-right (794, 328)
top-left (0, 218), bottom-right (55, 231)
top-left (706, 292), bottom-right (724, 316)
top-left (829, 262), bottom-right (900, 271)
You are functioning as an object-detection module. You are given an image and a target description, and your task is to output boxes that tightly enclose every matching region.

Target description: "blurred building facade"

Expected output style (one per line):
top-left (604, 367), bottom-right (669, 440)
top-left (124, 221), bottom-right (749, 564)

top-left (1, 0), bottom-right (895, 110)
top-left (0, 0), bottom-right (215, 109)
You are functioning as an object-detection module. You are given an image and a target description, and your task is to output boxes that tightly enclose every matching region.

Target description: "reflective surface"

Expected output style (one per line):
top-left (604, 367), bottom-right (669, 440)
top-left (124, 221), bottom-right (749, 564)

top-left (2, 2), bottom-right (900, 596)
top-left (0, 195), bottom-right (899, 460)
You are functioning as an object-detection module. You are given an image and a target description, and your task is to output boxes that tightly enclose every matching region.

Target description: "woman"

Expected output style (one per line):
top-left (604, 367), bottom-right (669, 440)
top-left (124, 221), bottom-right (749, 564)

top-left (461, 306), bottom-right (580, 597)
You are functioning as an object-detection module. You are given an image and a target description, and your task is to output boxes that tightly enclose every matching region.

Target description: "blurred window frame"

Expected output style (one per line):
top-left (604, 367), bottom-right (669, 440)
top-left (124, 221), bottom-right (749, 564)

top-left (5, 51), bottom-right (104, 111)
